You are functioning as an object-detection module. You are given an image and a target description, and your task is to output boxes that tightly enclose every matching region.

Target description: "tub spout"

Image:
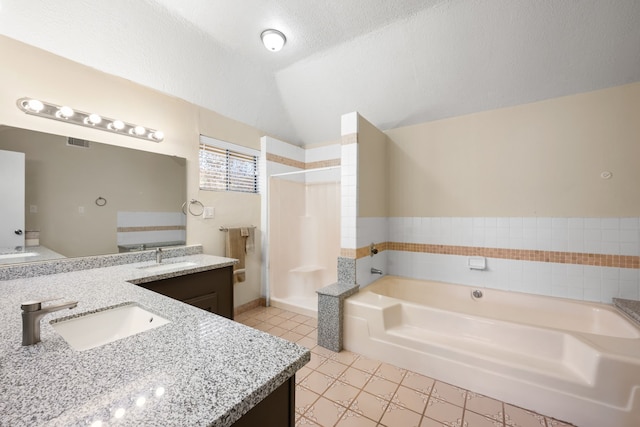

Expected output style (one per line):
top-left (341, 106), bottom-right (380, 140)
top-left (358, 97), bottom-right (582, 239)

top-left (371, 268), bottom-right (383, 275)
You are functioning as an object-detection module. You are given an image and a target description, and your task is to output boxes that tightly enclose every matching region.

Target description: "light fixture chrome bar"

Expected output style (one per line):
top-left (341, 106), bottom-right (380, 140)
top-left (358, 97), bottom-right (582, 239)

top-left (16, 98), bottom-right (164, 142)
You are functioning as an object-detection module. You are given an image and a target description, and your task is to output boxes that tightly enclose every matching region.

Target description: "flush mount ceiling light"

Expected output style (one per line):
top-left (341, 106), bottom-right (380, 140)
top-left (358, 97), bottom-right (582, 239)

top-left (261, 29), bottom-right (286, 52)
top-left (16, 98), bottom-right (165, 142)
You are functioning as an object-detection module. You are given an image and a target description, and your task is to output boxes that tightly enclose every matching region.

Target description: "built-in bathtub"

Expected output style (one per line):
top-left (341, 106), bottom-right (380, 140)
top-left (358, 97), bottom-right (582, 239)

top-left (343, 275), bottom-right (640, 427)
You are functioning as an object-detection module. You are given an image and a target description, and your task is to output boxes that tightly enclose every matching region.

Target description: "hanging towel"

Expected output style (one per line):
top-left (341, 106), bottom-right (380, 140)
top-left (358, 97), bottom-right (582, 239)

top-left (225, 228), bottom-right (247, 283)
top-left (241, 227), bottom-right (255, 253)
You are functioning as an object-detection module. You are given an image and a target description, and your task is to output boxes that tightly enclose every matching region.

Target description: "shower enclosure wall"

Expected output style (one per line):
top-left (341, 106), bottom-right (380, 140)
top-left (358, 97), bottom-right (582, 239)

top-left (268, 167), bottom-right (340, 316)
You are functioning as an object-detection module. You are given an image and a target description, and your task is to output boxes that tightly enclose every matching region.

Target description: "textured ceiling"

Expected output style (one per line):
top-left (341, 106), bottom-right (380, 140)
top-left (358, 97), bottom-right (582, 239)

top-left (1, 0), bottom-right (640, 146)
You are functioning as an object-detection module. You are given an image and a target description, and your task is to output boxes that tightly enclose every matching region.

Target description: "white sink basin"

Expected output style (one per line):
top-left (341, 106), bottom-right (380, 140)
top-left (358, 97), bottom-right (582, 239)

top-left (137, 261), bottom-right (198, 273)
top-left (51, 303), bottom-right (170, 351)
top-left (0, 252), bottom-right (38, 260)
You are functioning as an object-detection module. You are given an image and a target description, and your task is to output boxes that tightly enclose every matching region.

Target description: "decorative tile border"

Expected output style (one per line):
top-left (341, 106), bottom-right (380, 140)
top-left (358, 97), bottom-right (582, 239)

top-left (342, 242), bottom-right (640, 269)
top-left (266, 153), bottom-right (340, 170)
top-left (341, 133), bottom-right (357, 145)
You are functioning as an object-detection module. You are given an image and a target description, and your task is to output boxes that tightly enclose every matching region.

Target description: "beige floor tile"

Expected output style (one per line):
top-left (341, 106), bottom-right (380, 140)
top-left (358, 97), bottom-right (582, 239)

top-left (306, 329), bottom-right (318, 339)
top-left (252, 311), bottom-right (275, 321)
top-left (296, 415), bottom-right (322, 426)
top-left (296, 386), bottom-right (321, 414)
top-left (292, 313), bottom-right (313, 324)
top-left (324, 380), bottom-right (360, 408)
top-left (282, 330), bottom-right (305, 342)
top-left (330, 350), bottom-right (359, 366)
top-left (362, 375), bottom-right (398, 401)
top-left (504, 404), bottom-right (546, 427)
top-left (266, 315), bottom-right (288, 327)
top-left (402, 371), bottom-right (435, 394)
top-left (349, 391), bottom-right (389, 423)
top-left (237, 317), bottom-right (260, 327)
top-left (316, 360), bottom-right (349, 379)
top-left (264, 306), bottom-right (284, 316)
top-left (266, 325), bottom-right (287, 337)
top-left (280, 319), bottom-right (302, 330)
top-left (465, 392), bottom-right (503, 420)
top-left (351, 356), bottom-right (381, 374)
top-left (546, 418), bottom-right (576, 427)
top-left (375, 363), bottom-right (407, 383)
top-left (299, 370), bottom-right (335, 395)
top-left (304, 396), bottom-right (347, 427)
top-left (423, 398), bottom-right (464, 425)
top-left (464, 409), bottom-right (504, 427)
top-left (278, 310), bottom-right (299, 319)
top-left (337, 367), bottom-right (372, 389)
top-left (297, 335), bottom-right (317, 349)
top-left (252, 323), bottom-right (272, 332)
top-left (296, 366), bottom-right (313, 383)
top-left (380, 403), bottom-right (423, 427)
top-left (304, 317), bottom-right (319, 327)
top-left (335, 410), bottom-right (378, 427)
top-left (430, 382), bottom-right (467, 407)
top-left (420, 417), bottom-right (447, 427)
top-left (293, 323), bottom-right (316, 336)
top-left (392, 385), bottom-right (429, 415)
top-left (306, 352), bottom-right (328, 370)
top-left (312, 345), bottom-right (338, 358)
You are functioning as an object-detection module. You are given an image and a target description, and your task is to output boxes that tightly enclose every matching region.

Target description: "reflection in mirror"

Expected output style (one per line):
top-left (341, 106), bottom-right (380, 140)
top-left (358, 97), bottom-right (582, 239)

top-left (0, 126), bottom-right (187, 265)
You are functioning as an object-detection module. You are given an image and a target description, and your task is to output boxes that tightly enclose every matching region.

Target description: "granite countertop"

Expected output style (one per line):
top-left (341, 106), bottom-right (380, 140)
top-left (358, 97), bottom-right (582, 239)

top-left (0, 254), bottom-right (310, 426)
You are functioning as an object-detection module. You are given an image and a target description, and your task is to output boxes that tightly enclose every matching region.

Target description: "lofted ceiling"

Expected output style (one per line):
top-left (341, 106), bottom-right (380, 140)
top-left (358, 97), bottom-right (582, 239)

top-left (1, 0), bottom-right (639, 146)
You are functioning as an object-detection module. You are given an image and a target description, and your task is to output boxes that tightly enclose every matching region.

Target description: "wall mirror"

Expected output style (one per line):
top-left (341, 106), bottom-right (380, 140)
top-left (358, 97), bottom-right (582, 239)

top-left (0, 125), bottom-right (187, 266)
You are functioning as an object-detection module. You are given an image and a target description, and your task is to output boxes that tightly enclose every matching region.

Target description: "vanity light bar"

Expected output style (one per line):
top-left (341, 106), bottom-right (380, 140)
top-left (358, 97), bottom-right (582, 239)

top-left (16, 98), bottom-right (164, 142)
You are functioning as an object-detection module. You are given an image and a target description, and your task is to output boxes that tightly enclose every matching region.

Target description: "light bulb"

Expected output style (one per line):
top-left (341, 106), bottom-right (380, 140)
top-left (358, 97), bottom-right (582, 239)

top-left (57, 106), bottom-right (74, 118)
top-left (261, 29), bottom-right (286, 52)
top-left (133, 125), bottom-right (146, 136)
top-left (85, 114), bottom-right (102, 125)
top-left (109, 120), bottom-right (125, 131)
top-left (150, 130), bottom-right (164, 141)
top-left (26, 99), bottom-right (44, 112)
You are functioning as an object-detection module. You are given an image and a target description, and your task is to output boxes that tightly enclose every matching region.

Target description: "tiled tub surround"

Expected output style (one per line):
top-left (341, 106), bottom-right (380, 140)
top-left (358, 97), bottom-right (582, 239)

top-left (0, 254), bottom-right (310, 426)
top-left (344, 275), bottom-right (640, 427)
top-left (351, 217), bottom-right (640, 302)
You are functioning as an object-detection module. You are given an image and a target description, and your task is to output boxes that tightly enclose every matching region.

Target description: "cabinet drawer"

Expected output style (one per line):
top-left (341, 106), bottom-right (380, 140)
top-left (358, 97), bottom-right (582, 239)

top-left (184, 292), bottom-right (218, 313)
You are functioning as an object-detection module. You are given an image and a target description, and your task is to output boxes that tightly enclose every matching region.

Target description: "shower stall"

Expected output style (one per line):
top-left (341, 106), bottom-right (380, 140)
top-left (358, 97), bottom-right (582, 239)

top-left (268, 167), bottom-right (341, 316)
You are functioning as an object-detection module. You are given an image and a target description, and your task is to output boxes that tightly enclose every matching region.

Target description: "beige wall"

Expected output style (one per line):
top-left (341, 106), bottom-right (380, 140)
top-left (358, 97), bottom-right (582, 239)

top-left (386, 82), bottom-right (640, 217)
top-left (0, 35), bottom-right (263, 308)
top-left (357, 114), bottom-right (389, 217)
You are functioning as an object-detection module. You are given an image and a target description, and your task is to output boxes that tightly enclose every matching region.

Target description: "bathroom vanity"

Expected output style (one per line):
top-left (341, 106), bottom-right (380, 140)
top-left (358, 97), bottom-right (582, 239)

top-left (132, 265), bottom-right (234, 319)
top-left (0, 253), bottom-right (309, 426)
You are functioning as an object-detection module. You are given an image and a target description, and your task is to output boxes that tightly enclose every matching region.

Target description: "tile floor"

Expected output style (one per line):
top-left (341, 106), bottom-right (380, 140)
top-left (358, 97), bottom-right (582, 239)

top-left (235, 306), bottom-right (576, 427)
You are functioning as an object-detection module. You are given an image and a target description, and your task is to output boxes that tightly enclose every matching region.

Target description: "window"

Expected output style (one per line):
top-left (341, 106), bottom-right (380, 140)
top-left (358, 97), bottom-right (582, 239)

top-left (199, 135), bottom-right (260, 193)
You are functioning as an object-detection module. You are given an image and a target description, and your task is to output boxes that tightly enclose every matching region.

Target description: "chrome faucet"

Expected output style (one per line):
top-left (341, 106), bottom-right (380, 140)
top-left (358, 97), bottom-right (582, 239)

top-left (371, 267), bottom-right (383, 275)
top-left (21, 298), bottom-right (78, 346)
top-left (156, 247), bottom-right (163, 263)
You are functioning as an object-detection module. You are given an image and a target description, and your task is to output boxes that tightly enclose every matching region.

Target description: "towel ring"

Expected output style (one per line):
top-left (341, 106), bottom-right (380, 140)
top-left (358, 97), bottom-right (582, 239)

top-left (182, 199), bottom-right (204, 216)
top-left (95, 196), bottom-right (107, 207)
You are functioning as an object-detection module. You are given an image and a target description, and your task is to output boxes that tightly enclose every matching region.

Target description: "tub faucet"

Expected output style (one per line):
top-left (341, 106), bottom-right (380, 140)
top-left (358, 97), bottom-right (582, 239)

top-left (371, 267), bottom-right (383, 275)
top-left (21, 298), bottom-right (78, 346)
top-left (156, 247), bottom-right (163, 263)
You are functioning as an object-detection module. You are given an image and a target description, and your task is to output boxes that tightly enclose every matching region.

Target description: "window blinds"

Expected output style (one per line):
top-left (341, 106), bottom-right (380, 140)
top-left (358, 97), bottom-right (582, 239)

top-left (199, 136), bottom-right (259, 193)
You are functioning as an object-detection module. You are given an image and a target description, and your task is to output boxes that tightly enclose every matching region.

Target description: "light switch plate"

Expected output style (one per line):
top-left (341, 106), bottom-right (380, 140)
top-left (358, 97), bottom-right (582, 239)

top-left (203, 206), bottom-right (215, 219)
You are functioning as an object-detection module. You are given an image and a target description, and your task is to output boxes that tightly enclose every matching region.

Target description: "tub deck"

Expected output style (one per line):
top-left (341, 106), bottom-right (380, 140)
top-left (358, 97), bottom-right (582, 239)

top-left (344, 276), bottom-right (640, 427)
